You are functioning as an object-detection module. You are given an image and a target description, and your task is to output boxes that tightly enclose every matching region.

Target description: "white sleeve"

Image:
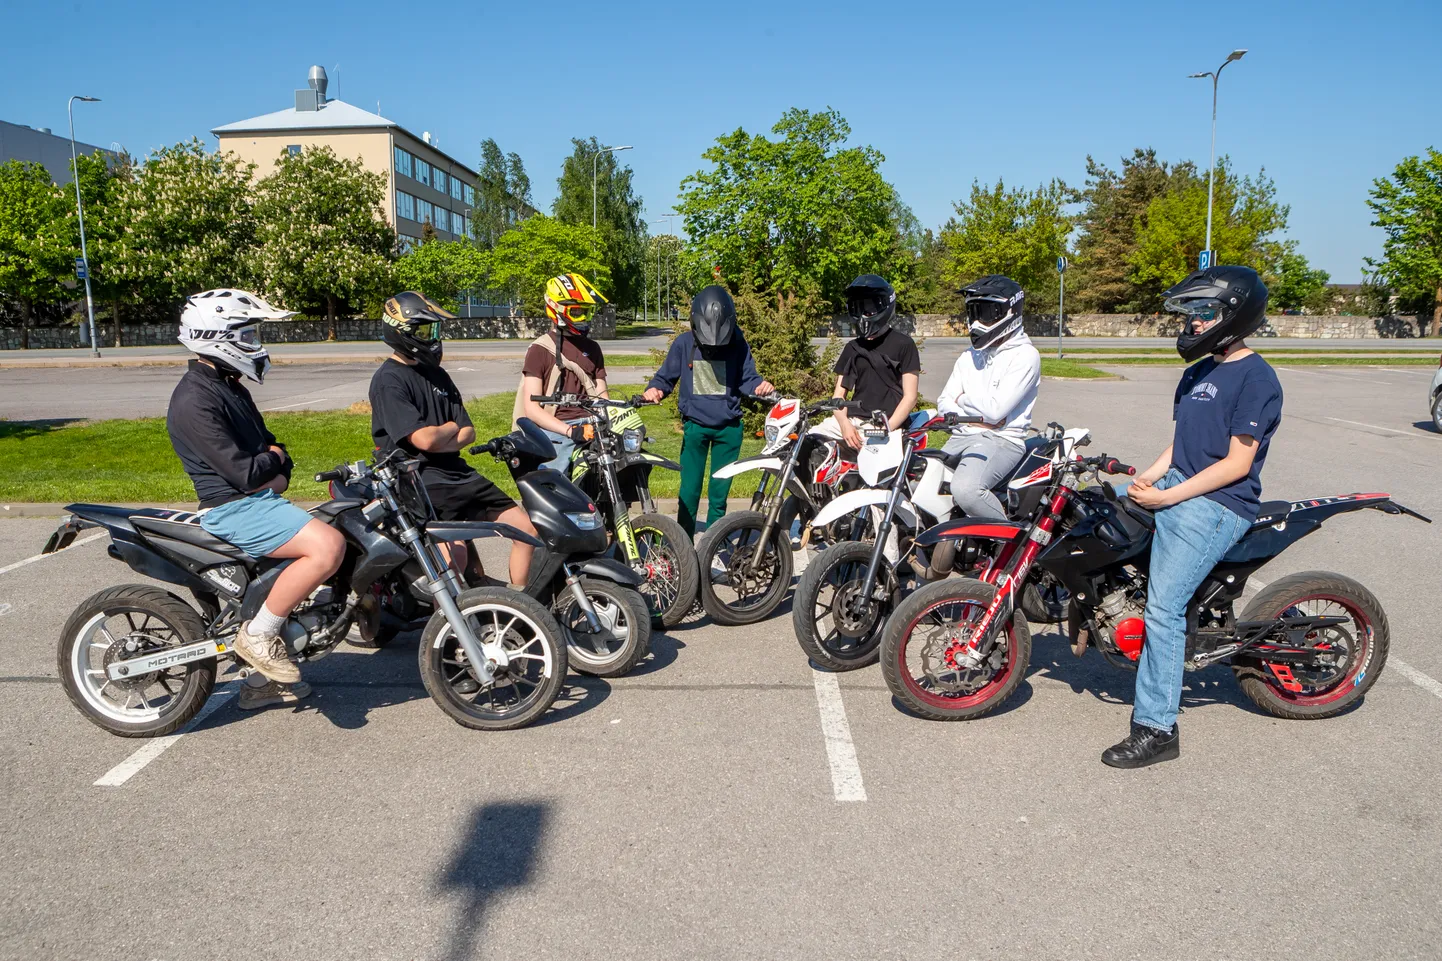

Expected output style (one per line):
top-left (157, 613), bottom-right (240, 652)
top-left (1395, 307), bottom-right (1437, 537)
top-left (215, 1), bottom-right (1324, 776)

top-left (936, 357), bottom-right (967, 417)
top-left (966, 348), bottom-right (1040, 424)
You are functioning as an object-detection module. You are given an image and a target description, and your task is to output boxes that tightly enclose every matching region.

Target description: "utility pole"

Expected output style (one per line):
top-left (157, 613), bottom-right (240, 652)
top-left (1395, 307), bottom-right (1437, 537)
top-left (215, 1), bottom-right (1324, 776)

top-left (592, 144), bottom-right (632, 253)
top-left (1189, 49), bottom-right (1247, 269)
top-left (68, 95), bottom-right (102, 358)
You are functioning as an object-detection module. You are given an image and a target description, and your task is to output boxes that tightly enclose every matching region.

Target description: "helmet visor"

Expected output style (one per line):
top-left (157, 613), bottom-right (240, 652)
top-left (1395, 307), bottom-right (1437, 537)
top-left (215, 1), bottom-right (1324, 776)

top-left (848, 292), bottom-right (889, 318)
top-left (965, 299), bottom-right (1009, 326)
top-left (562, 304), bottom-right (596, 324)
top-left (1164, 296), bottom-right (1227, 324)
top-left (237, 327), bottom-right (261, 346)
top-left (409, 321), bottom-right (441, 342)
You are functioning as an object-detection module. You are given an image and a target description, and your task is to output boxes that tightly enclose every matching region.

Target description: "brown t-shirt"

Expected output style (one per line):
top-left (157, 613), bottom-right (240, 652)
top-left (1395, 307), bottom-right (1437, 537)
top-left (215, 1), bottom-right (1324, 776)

top-left (521, 333), bottom-right (607, 421)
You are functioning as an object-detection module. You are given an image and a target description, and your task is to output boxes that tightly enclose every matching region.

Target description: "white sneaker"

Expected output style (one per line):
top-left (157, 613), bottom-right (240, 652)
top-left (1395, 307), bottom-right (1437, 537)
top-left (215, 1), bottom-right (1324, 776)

top-left (238, 676), bottom-right (312, 710)
top-left (232, 621), bottom-right (301, 684)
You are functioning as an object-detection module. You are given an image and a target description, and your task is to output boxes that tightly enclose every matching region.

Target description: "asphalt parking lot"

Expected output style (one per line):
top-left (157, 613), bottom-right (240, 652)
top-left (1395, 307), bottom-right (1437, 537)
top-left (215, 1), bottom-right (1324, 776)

top-left (2, 364), bottom-right (1440, 960)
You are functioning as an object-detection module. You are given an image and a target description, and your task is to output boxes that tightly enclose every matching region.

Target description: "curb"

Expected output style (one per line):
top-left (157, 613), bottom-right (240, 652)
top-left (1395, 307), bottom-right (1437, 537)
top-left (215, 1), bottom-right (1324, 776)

top-left (2, 497), bottom-right (755, 519)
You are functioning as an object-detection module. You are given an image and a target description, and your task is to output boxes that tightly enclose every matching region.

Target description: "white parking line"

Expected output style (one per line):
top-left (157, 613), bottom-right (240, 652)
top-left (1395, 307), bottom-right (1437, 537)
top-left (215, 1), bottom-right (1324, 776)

top-left (0, 532), bottom-right (106, 577)
top-left (811, 669), bottom-right (867, 802)
top-left (93, 684), bottom-right (237, 787)
top-left (1325, 416), bottom-right (1416, 436)
top-left (261, 401), bottom-right (314, 412)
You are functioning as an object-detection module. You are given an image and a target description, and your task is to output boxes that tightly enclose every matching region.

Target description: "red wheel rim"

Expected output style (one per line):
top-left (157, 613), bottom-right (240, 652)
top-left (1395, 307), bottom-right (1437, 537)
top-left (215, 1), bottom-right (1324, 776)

top-left (1257, 592), bottom-right (1375, 707)
top-left (893, 595), bottom-right (1018, 710)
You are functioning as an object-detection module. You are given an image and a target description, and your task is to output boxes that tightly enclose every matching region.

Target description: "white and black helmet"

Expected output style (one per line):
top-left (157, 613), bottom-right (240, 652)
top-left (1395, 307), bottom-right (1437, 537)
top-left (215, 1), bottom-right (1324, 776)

top-left (961, 275), bottom-right (1025, 350)
top-left (178, 289), bottom-right (294, 383)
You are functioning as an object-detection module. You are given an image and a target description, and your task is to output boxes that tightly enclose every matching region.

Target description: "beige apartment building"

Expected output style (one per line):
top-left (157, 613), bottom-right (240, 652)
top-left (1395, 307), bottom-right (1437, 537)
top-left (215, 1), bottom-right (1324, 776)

top-left (213, 66), bottom-right (474, 250)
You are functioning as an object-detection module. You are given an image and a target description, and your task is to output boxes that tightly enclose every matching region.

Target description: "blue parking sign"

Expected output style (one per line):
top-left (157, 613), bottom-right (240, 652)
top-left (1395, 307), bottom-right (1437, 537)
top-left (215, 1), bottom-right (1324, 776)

top-left (1198, 250), bottom-right (1212, 270)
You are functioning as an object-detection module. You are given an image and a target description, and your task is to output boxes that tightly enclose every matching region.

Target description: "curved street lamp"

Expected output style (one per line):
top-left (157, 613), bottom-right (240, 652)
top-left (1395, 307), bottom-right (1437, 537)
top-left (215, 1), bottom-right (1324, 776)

top-left (1189, 49), bottom-right (1247, 265)
top-left (68, 95), bottom-right (102, 357)
top-left (592, 144), bottom-right (633, 251)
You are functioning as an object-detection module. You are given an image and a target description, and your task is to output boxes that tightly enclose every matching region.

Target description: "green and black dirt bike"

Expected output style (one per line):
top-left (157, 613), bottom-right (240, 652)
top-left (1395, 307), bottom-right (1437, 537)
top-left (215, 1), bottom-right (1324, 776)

top-left (538, 393), bottom-right (700, 628)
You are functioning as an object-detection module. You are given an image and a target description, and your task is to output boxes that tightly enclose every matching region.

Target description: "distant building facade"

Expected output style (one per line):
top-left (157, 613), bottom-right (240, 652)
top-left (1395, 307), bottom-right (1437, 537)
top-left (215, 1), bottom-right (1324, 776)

top-left (0, 119), bottom-right (118, 185)
top-left (212, 67), bottom-right (476, 251)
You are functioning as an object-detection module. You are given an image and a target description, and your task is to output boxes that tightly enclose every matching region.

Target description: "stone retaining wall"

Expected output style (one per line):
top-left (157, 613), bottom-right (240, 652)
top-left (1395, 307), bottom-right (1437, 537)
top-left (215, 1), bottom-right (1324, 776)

top-left (822, 312), bottom-right (1432, 339)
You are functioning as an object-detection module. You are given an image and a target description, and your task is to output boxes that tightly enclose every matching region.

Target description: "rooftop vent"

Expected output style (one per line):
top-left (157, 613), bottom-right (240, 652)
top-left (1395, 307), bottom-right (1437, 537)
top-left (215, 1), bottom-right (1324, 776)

top-left (296, 65), bottom-right (328, 112)
top-left (37, 127), bottom-right (52, 135)
top-left (308, 65), bottom-right (329, 100)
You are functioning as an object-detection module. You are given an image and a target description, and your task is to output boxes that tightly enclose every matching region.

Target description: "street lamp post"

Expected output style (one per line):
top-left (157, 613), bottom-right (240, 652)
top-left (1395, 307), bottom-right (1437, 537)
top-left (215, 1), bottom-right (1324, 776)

top-left (592, 144), bottom-right (633, 252)
top-left (1189, 49), bottom-right (1247, 267)
top-left (68, 95), bottom-right (102, 357)
top-left (652, 217), bottom-right (669, 324)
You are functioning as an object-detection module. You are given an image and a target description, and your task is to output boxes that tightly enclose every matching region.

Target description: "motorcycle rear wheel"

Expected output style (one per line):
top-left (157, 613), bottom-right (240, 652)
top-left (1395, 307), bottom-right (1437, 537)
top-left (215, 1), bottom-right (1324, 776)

top-left (696, 510), bottom-right (794, 626)
top-left (792, 540), bottom-right (894, 671)
top-left (1232, 572), bottom-right (1388, 720)
top-left (58, 584), bottom-right (216, 738)
top-left (630, 512), bottom-right (699, 629)
top-left (419, 587), bottom-right (567, 731)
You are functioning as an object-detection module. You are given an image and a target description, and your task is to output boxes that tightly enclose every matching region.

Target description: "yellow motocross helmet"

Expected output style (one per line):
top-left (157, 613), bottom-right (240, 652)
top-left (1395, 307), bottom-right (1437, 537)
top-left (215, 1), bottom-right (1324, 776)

top-left (544, 273), bottom-right (607, 336)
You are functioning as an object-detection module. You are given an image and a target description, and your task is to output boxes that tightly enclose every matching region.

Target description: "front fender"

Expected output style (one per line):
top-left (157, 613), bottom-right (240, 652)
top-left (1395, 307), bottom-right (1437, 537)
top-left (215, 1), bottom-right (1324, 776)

top-left (914, 519), bottom-right (1026, 548)
top-left (713, 455), bottom-right (783, 480)
top-left (575, 556), bottom-right (645, 587)
top-left (624, 451), bottom-right (681, 472)
top-left (813, 489), bottom-right (889, 528)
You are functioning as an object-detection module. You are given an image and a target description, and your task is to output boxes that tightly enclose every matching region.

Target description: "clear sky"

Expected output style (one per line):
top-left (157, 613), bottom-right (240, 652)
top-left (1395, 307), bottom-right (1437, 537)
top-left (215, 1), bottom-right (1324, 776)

top-left (4, 0), bottom-right (1437, 282)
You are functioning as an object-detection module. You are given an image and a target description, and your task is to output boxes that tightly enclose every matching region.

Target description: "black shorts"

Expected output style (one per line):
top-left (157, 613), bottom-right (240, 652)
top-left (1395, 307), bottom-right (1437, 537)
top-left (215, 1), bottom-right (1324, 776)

top-left (426, 473), bottom-right (517, 522)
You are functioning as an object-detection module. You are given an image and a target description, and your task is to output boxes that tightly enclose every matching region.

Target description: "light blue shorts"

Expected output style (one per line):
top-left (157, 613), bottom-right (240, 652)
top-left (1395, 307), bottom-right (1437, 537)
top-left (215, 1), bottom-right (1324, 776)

top-left (200, 490), bottom-right (314, 558)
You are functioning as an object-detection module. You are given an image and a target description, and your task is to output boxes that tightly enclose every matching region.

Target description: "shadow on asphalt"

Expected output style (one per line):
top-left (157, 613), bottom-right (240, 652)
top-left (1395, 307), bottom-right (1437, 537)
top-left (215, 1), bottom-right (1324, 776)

top-left (628, 629), bottom-right (685, 676)
top-left (436, 800), bottom-right (548, 961)
top-left (1412, 420), bottom-right (1439, 435)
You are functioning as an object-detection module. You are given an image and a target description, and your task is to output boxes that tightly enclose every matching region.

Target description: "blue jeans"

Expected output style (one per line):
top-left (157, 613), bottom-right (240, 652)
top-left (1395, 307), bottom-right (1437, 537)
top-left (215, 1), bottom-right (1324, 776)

top-left (1129, 469), bottom-right (1251, 732)
top-left (541, 428), bottom-right (575, 474)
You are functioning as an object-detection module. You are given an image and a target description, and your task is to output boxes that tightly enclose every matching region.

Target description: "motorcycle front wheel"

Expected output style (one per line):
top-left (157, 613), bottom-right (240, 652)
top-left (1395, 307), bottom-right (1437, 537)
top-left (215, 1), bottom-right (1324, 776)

top-left (630, 512), bottom-right (700, 629)
top-left (792, 540), bottom-right (895, 671)
top-left (695, 510), bottom-right (794, 626)
top-left (555, 577), bottom-right (651, 677)
top-left (419, 587), bottom-right (568, 731)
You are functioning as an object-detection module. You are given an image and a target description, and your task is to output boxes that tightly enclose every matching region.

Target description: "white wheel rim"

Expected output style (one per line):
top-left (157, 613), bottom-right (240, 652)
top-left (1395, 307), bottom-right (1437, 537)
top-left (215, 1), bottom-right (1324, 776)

top-left (70, 611), bottom-right (167, 724)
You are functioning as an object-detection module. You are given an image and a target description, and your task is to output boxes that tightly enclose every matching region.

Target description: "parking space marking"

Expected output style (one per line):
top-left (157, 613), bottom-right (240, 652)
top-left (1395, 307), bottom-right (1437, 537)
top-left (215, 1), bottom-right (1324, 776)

top-left (93, 684), bottom-right (237, 787)
top-left (0, 532), bottom-right (106, 577)
top-left (261, 400), bottom-right (315, 412)
top-left (1325, 416), bottom-right (1417, 436)
top-left (811, 668), bottom-right (867, 802)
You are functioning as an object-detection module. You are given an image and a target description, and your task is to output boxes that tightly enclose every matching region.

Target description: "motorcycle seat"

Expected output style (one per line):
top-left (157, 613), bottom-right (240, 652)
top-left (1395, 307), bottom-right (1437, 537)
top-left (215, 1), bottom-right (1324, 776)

top-left (1250, 500), bottom-right (1292, 528)
top-left (131, 516), bottom-right (251, 560)
top-left (312, 499), bottom-right (366, 519)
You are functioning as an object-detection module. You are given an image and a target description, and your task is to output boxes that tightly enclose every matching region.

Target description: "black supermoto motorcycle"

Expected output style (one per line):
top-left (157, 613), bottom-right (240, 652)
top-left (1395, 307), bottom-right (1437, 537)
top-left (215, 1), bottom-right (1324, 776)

top-left (880, 449), bottom-right (1431, 721)
top-left (47, 450), bottom-right (568, 736)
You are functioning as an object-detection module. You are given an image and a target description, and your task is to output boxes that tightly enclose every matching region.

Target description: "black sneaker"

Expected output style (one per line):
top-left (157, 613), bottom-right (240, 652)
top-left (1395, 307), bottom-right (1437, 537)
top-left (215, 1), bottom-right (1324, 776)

top-left (1101, 722), bottom-right (1180, 769)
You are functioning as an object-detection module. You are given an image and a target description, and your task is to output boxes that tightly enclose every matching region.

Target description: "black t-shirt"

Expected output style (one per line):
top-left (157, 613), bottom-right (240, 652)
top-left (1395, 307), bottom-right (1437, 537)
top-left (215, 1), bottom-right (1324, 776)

top-left (368, 359), bottom-right (476, 488)
top-left (834, 329), bottom-right (921, 418)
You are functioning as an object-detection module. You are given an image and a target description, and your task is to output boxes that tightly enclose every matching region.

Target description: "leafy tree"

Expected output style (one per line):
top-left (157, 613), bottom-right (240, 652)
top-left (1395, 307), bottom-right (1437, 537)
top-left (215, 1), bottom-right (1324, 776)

top-left (677, 108), bottom-right (910, 310)
top-left (72, 151), bottom-right (139, 341)
top-left (1266, 247), bottom-right (1330, 311)
top-left (644, 234), bottom-right (688, 324)
top-left (1366, 147), bottom-right (1442, 330)
top-left (1070, 149), bottom-right (1194, 312)
top-left (506, 152), bottom-right (532, 221)
top-left (392, 239), bottom-right (491, 312)
top-left (487, 215), bottom-right (607, 315)
top-left (552, 137), bottom-right (645, 309)
top-left (939, 178), bottom-right (1073, 304)
top-left (1127, 159), bottom-right (1289, 311)
top-left (474, 139), bottom-right (533, 248)
top-left (249, 145), bottom-right (394, 336)
top-left (103, 139), bottom-right (256, 312)
top-left (897, 228), bottom-right (962, 314)
top-left (0, 161), bottom-right (73, 346)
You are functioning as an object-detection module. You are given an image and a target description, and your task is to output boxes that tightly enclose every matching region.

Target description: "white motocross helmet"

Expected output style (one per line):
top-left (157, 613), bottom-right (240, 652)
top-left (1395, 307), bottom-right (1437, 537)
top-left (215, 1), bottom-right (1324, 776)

top-left (178, 289), bottom-right (294, 383)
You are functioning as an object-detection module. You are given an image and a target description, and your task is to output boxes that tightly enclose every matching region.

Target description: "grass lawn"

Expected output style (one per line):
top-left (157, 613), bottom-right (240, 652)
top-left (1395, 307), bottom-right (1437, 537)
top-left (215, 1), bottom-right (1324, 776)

top-left (1039, 358), bottom-right (1110, 378)
top-left (1073, 354), bottom-right (1441, 366)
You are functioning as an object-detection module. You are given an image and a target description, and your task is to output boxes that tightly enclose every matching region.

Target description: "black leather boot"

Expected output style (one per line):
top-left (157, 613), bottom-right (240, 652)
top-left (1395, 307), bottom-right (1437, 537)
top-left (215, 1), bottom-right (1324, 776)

top-left (1101, 722), bottom-right (1180, 769)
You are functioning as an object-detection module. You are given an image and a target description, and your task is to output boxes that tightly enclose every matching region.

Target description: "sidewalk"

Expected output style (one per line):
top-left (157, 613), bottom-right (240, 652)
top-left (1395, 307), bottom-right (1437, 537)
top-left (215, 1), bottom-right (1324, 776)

top-left (1, 498), bottom-right (753, 518)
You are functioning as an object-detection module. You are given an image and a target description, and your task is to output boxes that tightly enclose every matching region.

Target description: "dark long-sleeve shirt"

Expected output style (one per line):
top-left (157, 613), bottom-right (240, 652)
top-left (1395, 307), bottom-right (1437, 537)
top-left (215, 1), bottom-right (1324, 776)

top-left (166, 360), bottom-right (292, 508)
top-left (646, 331), bottom-right (764, 427)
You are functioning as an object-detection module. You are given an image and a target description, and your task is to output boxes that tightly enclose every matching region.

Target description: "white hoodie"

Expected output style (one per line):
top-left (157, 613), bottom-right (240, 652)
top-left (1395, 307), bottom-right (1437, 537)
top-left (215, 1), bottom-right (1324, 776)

top-left (936, 332), bottom-right (1041, 447)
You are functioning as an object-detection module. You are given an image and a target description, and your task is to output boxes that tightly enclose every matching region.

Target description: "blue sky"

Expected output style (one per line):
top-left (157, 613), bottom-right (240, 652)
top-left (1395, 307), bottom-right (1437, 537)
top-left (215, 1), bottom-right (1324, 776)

top-left (4, 0), bottom-right (1437, 282)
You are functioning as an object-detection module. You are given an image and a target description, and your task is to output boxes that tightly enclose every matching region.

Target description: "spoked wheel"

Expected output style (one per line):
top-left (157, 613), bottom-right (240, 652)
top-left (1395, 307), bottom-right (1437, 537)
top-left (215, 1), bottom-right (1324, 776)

top-left (1233, 572), bottom-right (1388, 720)
top-left (419, 587), bottom-right (568, 730)
top-left (1021, 572), bottom-right (1071, 624)
top-left (695, 510), bottom-right (794, 626)
top-left (792, 540), bottom-right (895, 671)
top-left (555, 578), bottom-right (651, 677)
top-left (880, 578), bottom-right (1031, 721)
top-left (631, 513), bottom-right (700, 629)
top-left (58, 585), bottom-right (216, 737)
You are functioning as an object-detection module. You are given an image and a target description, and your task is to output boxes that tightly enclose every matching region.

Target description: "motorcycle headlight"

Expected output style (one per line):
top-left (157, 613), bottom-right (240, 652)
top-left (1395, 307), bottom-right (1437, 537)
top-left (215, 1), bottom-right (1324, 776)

top-left (764, 424), bottom-right (780, 446)
top-left (565, 511), bottom-right (603, 530)
top-left (622, 428), bottom-right (643, 453)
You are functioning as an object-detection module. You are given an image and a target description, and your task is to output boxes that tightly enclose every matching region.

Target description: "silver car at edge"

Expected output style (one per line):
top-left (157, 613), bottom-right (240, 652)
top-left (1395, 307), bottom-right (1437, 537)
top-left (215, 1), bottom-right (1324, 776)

top-left (1431, 354), bottom-right (1442, 432)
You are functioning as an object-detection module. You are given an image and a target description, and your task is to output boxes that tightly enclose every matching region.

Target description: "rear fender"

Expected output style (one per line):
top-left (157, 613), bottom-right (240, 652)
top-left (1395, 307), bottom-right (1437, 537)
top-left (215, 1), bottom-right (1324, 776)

top-left (713, 455), bottom-right (783, 480)
top-left (914, 519), bottom-right (1026, 548)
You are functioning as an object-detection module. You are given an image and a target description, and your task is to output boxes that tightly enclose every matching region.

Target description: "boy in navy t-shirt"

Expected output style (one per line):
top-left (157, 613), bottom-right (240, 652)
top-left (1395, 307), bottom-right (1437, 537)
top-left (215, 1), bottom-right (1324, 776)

top-left (1104, 266), bottom-right (1283, 769)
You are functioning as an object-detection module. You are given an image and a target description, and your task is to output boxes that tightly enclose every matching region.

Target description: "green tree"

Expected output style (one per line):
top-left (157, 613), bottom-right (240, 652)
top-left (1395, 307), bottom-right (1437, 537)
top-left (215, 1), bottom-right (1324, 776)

top-left (0, 161), bottom-right (73, 346)
top-left (103, 139), bottom-right (256, 312)
top-left (1127, 159), bottom-right (1290, 311)
top-left (1266, 247), bottom-right (1330, 311)
top-left (645, 234), bottom-right (688, 325)
top-left (1070, 149), bottom-right (1194, 312)
top-left (474, 139), bottom-right (533, 248)
top-left (677, 108), bottom-right (910, 310)
top-left (896, 228), bottom-right (962, 314)
top-left (392, 239), bottom-right (491, 311)
top-left (1365, 147), bottom-right (1442, 331)
top-left (249, 145), bottom-right (394, 336)
top-left (939, 178), bottom-right (1073, 304)
top-left (487, 215), bottom-right (607, 315)
top-left (72, 151), bottom-right (138, 341)
top-left (552, 137), bottom-right (645, 309)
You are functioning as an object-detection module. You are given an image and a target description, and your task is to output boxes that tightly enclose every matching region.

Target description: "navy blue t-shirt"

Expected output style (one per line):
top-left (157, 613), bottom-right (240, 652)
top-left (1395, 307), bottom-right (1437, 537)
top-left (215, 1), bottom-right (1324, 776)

top-left (1171, 353), bottom-right (1283, 522)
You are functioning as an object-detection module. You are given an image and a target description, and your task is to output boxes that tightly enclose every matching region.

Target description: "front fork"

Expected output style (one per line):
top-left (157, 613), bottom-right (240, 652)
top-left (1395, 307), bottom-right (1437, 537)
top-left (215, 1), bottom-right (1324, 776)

top-left (856, 478), bottom-right (904, 609)
top-left (400, 525), bottom-right (508, 683)
top-left (600, 456), bottom-right (640, 564)
top-left (749, 446), bottom-right (803, 572)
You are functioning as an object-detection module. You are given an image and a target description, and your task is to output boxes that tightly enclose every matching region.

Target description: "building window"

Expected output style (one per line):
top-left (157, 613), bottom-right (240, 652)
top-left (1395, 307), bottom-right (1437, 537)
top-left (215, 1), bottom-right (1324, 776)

top-left (416, 198), bottom-right (433, 225)
top-left (463, 183), bottom-right (474, 206)
top-left (396, 191), bottom-right (416, 222)
top-left (398, 234), bottom-right (419, 253)
top-left (459, 213), bottom-right (471, 238)
top-left (286, 144), bottom-right (302, 156)
top-left (394, 147), bottom-right (412, 178)
top-left (450, 177), bottom-right (463, 201)
top-left (433, 169), bottom-right (447, 195)
top-left (434, 208), bottom-right (451, 233)
top-left (415, 158), bottom-right (431, 187)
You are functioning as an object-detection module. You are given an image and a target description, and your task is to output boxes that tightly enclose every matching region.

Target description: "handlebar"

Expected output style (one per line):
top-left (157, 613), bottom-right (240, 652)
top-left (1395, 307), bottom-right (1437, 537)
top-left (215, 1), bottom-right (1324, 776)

top-left (943, 413), bottom-right (985, 426)
top-left (532, 392), bottom-right (653, 410)
top-left (314, 468), bottom-right (345, 483)
top-left (467, 441), bottom-right (496, 457)
top-left (1101, 458), bottom-right (1137, 476)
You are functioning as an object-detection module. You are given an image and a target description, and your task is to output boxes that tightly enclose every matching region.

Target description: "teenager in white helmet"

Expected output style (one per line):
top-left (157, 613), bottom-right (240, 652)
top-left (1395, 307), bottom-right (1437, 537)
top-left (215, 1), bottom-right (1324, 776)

top-left (166, 289), bottom-right (345, 710)
top-left (935, 275), bottom-right (1042, 520)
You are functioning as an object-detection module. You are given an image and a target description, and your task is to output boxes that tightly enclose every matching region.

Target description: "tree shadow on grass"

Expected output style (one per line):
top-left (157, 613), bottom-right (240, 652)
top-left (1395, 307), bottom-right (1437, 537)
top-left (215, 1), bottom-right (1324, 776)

top-left (0, 418), bottom-right (83, 440)
top-left (436, 801), bottom-right (549, 961)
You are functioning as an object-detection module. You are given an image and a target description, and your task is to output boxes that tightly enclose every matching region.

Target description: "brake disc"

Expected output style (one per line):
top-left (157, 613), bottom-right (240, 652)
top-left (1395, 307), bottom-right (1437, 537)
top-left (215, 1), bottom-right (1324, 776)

top-left (102, 634), bottom-right (165, 691)
top-left (831, 581), bottom-right (881, 639)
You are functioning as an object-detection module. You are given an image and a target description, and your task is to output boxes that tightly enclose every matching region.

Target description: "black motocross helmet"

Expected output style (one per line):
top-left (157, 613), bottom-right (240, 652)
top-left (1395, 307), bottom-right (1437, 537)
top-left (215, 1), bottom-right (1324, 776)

top-left (845, 274), bottom-right (896, 340)
top-left (961, 275), bottom-right (1025, 350)
top-left (1165, 265), bottom-right (1269, 362)
top-left (690, 285), bottom-right (737, 350)
top-left (382, 291), bottom-right (453, 366)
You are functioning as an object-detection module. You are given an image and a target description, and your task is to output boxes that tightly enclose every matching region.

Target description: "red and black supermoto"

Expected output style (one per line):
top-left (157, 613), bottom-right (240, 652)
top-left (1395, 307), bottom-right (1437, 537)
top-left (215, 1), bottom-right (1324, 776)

top-left (879, 447), bottom-right (1431, 722)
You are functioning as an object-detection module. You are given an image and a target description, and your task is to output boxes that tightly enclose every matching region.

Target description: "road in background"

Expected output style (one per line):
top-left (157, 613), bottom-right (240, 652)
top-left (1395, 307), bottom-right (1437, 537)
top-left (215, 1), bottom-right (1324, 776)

top-left (2, 371), bottom-right (1440, 960)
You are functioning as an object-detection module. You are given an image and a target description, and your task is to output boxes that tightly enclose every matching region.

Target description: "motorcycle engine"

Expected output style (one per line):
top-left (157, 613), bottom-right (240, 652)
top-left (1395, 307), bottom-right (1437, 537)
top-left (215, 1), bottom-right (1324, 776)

top-left (1095, 587), bottom-right (1147, 661)
top-left (281, 588), bottom-right (336, 657)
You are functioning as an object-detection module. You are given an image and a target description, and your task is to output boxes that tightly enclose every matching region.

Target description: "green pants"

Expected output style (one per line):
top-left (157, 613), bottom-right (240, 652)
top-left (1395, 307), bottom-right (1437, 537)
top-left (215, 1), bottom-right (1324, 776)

top-left (678, 417), bottom-right (743, 537)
